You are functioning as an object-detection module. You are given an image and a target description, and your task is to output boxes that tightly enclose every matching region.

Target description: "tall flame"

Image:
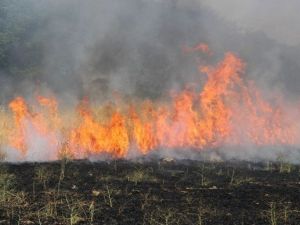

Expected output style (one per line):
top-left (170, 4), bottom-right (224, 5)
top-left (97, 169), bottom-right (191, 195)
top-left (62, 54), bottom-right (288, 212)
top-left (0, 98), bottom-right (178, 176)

top-left (4, 46), bottom-right (300, 160)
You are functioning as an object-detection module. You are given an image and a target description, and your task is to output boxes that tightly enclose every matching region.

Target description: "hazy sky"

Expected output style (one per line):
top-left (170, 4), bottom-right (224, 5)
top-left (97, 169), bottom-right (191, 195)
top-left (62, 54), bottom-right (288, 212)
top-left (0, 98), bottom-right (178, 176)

top-left (201, 0), bottom-right (300, 46)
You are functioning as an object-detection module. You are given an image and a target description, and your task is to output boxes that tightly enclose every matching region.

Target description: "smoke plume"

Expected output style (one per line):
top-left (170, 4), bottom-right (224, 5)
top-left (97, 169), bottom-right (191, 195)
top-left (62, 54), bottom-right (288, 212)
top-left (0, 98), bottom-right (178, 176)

top-left (1, 0), bottom-right (300, 162)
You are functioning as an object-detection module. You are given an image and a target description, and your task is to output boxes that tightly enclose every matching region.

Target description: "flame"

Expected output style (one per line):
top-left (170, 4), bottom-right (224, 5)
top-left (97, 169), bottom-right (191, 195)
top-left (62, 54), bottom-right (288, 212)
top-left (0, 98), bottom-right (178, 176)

top-left (8, 97), bottom-right (29, 154)
top-left (69, 99), bottom-right (129, 158)
top-left (183, 42), bottom-right (212, 55)
top-left (4, 46), bottom-right (300, 160)
top-left (8, 96), bottom-right (59, 158)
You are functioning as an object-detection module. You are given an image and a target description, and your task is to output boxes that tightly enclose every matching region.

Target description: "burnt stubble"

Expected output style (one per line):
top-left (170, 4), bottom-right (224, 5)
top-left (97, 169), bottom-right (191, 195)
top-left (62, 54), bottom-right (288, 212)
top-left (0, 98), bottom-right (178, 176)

top-left (0, 159), bottom-right (299, 224)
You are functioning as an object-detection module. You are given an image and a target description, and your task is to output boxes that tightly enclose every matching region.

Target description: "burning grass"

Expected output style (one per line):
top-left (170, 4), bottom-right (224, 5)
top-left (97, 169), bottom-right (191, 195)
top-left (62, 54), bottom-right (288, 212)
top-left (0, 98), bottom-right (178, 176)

top-left (1, 46), bottom-right (300, 162)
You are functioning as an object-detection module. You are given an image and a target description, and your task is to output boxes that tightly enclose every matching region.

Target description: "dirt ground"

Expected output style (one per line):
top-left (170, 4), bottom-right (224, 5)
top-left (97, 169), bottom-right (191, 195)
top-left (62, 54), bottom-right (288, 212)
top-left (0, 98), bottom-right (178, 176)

top-left (0, 159), bottom-right (299, 224)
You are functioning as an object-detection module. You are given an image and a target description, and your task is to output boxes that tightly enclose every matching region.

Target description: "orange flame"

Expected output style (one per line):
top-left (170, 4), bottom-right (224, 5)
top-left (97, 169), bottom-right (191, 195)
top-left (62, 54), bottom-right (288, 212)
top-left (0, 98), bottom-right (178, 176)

top-left (5, 47), bottom-right (300, 160)
top-left (9, 97), bottom-right (28, 154)
top-left (8, 96), bottom-right (59, 158)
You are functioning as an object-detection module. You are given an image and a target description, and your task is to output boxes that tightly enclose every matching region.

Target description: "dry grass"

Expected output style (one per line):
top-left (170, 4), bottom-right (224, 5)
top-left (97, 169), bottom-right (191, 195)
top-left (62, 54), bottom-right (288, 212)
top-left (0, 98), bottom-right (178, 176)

top-left (127, 168), bottom-right (158, 184)
top-left (0, 107), bottom-right (13, 159)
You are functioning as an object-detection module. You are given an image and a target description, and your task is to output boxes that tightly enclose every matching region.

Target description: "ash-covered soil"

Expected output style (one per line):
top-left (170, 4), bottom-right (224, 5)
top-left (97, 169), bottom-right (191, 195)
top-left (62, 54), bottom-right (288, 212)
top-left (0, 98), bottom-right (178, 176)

top-left (0, 159), bottom-right (299, 224)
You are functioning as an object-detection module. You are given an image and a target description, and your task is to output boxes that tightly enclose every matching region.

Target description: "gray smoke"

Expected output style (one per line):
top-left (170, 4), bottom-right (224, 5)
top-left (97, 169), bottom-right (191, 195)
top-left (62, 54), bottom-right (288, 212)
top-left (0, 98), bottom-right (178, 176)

top-left (2, 0), bottom-right (300, 100)
top-left (1, 0), bottom-right (300, 162)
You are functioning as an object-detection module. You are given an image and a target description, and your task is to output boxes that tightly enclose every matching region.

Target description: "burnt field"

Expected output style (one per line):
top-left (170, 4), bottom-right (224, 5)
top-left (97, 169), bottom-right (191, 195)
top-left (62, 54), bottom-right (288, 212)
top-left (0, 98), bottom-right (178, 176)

top-left (0, 159), bottom-right (300, 225)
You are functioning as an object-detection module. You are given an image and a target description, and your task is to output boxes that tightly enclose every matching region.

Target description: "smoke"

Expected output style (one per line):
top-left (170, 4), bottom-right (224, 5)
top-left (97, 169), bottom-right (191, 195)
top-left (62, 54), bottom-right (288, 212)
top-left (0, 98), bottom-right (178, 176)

top-left (200, 0), bottom-right (300, 97)
top-left (4, 119), bottom-right (60, 162)
top-left (1, 0), bottom-right (300, 162)
top-left (201, 0), bottom-right (300, 47)
top-left (2, 0), bottom-right (300, 99)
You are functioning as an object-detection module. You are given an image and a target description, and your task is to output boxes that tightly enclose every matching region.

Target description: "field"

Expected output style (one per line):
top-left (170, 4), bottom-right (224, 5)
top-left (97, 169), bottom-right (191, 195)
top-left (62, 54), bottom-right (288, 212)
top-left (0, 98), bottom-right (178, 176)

top-left (0, 158), bottom-right (299, 225)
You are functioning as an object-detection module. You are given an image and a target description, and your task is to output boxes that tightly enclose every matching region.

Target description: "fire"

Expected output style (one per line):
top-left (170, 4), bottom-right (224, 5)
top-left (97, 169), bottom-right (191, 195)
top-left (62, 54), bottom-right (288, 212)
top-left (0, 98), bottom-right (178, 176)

top-left (130, 102), bottom-right (157, 154)
top-left (4, 45), bottom-right (300, 160)
top-left (69, 99), bottom-right (129, 158)
top-left (8, 96), bottom-right (59, 159)
top-left (183, 42), bottom-right (212, 55)
top-left (9, 97), bottom-right (29, 154)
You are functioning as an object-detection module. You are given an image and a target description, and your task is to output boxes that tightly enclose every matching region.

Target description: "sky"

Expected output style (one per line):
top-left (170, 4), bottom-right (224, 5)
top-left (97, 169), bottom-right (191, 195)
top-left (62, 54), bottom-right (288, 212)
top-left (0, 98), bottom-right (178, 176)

top-left (201, 0), bottom-right (300, 46)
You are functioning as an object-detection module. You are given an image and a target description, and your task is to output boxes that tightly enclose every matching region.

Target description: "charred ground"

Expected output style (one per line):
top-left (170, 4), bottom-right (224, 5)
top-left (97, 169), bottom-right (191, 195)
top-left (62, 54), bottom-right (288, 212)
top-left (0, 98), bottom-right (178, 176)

top-left (0, 159), bottom-right (299, 224)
